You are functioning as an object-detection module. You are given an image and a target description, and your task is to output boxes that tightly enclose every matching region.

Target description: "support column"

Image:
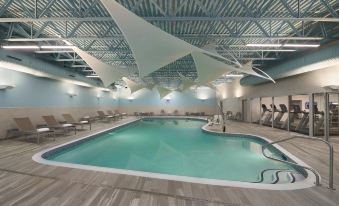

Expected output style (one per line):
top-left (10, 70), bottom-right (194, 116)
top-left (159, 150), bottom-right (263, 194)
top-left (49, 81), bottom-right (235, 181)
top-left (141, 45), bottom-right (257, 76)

top-left (287, 95), bottom-right (292, 132)
top-left (272, 96), bottom-right (274, 128)
top-left (259, 97), bottom-right (262, 125)
top-left (324, 93), bottom-right (330, 141)
top-left (309, 94), bottom-right (314, 137)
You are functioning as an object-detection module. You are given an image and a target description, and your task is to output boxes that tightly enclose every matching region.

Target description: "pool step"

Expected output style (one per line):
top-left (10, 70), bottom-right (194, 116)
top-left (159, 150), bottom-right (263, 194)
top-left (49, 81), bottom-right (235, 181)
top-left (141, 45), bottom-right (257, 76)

top-left (256, 169), bottom-right (305, 184)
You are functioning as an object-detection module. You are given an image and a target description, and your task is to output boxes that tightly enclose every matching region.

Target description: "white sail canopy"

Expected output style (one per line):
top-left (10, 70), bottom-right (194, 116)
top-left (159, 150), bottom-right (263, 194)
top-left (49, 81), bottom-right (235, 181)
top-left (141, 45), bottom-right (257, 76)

top-left (192, 52), bottom-right (234, 85)
top-left (156, 86), bottom-right (172, 99)
top-left (99, 0), bottom-right (273, 85)
top-left (178, 73), bottom-right (196, 91)
top-left (100, 0), bottom-right (194, 78)
top-left (73, 47), bottom-right (124, 87)
top-left (122, 77), bottom-right (144, 94)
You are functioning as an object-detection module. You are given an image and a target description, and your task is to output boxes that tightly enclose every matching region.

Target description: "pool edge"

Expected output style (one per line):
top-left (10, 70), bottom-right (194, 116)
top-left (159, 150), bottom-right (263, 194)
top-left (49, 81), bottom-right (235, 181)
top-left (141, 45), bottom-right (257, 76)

top-left (32, 116), bottom-right (318, 191)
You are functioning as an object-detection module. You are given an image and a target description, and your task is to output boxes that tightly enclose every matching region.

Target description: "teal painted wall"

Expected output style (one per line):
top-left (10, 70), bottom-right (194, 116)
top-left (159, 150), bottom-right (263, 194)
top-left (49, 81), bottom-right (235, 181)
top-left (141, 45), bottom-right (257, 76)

top-left (0, 67), bottom-right (217, 109)
top-left (0, 67), bottom-right (118, 108)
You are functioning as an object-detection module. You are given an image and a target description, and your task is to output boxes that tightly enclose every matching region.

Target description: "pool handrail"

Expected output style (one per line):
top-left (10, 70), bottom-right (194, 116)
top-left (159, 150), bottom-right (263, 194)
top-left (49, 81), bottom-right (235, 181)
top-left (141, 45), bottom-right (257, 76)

top-left (261, 135), bottom-right (334, 190)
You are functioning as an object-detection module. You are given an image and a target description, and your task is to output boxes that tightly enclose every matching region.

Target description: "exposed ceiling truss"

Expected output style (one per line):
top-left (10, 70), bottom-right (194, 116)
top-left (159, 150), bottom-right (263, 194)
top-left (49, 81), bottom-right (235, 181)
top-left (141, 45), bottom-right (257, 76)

top-left (0, 0), bottom-right (339, 87)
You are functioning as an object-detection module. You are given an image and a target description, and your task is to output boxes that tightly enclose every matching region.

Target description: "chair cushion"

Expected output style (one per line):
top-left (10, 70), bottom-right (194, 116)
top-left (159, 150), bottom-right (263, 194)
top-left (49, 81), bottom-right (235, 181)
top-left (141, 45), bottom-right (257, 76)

top-left (80, 121), bottom-right (88, 123)
top-left (37, 128), bottom-right (50, 132)
top-left (62, 124), bottom-right (73, 127)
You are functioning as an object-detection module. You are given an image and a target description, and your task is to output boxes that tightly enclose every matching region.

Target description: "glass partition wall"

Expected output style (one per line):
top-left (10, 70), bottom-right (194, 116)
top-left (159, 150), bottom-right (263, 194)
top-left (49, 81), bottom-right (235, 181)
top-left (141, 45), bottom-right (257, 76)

top-left (289, 95), bottom-right (309, 135)
top-left (312, 93), bottom-right (325, 137)
top-left (328, 93), bottom-right (339, 140)
top-left (250, 98), bottom-right (261, 123)
top-left (245, 92), bottom-right (337, 140)
top-left (260, 97), bottom-right (272, 126)
top-left (273, 96), bottom-right (289, 130)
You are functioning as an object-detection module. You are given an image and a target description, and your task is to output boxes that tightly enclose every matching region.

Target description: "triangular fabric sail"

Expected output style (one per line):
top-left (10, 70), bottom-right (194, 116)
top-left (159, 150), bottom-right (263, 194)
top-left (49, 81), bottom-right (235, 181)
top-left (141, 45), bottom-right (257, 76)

top-left (192, 52), bottom-right (234, 85)
top-left (178, 73), bottom-right (196, 91)
top-left (156, 86), bottom-right (172, 99)
top-left (146, 83), bottom-right (155, 90)
top-left (72, 47), bottom-right (124, 87)
top-left (122, 77), bottom-right (144, 94)
top-left (240, 61), bottom-right (275, 82)
top-left (100, 0), bottom-right (194, 77)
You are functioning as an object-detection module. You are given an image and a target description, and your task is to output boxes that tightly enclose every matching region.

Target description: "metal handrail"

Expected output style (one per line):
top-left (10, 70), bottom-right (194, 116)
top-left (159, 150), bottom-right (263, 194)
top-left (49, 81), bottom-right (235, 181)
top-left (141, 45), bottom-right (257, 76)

top-left (262, 136), bottom-right (334, 190)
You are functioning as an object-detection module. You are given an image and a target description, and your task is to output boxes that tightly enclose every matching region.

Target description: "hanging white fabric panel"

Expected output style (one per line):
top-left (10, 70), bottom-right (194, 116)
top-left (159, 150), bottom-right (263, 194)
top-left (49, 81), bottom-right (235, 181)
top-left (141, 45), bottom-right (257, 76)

top-left (178, 73), bottom-right (196, 91)
top-left (191, 52), bottom-right (234, 85)
top-left (100, 0), bottom-right (272, 84)
top-left (73, 47), bottom-right (124, 87)
top-left (122, 77), bottom-right (144, 94)
top-left (156, 86), bottom-right (172, 99)
top-left (100, 0), bottom-right (194, 78)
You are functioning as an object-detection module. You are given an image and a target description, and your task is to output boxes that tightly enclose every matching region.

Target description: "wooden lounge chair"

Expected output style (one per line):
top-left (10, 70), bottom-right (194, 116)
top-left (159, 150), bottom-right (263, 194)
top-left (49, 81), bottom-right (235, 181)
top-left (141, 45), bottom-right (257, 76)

top-left (14, 117), bottom-right (55, 144)
top-left (62, 114), bottom-right (91, 130)
top-left (107, 110), bottom-right (119, 120)
top-left (97, 111), bottom-right (114, 122)
top-left (115, 110), bottom-right (127, 118)
top-left (42, 115), bottom-right (76, 135)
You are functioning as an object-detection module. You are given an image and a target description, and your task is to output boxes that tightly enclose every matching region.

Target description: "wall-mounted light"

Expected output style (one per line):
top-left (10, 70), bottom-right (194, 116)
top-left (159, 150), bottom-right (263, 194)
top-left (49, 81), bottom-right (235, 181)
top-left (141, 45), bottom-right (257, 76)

top-left (128, 96), bottom-right (134, 102)
top-left (100, 88), bottom-right (110, 92)
top-left (67, 90), bottom-right (78, 98)
top-left (323, 85), bottom-right (339, 91)
top-left (0, 84), bottom-right (15, 90)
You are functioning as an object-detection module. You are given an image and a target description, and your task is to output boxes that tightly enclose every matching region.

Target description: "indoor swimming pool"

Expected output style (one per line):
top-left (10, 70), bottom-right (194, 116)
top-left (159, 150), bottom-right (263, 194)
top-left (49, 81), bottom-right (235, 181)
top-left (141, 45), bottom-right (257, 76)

top-left (34, 118), bottom-right (314, 189)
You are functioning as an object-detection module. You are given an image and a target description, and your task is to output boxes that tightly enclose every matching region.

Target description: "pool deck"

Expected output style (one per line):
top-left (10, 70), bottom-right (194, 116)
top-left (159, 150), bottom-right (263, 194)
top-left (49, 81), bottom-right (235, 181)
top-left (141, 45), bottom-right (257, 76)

top-left (0, 116), bottom-right (338, 206)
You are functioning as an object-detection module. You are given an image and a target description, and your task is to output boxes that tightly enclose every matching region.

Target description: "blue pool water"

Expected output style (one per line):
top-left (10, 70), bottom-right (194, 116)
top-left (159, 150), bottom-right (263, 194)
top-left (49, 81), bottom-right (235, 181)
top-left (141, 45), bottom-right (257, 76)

top-left (45, 118), bottom-right (297, 182)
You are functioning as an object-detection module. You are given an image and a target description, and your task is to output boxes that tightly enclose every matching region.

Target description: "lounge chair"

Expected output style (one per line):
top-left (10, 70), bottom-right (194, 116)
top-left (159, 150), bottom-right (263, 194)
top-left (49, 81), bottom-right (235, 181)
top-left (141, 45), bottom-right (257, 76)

top-left (42, 115), bottom-right (76, 135)
top-left (107, 110), bottom-right (120, 120)
top-left (62, 114), bottom-right (91, 130)
top-left (113, 110), bottom-right (125, 119)
top-left (14, 117), bottom-right (55, 144)
top-left (97, 111), bottom-right (114, 122)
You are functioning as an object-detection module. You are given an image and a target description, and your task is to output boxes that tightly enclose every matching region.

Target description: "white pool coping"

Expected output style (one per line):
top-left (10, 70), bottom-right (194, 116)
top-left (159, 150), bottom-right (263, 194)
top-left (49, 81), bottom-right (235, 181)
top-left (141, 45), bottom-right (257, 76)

top-left (32, 116), bottom-right (318, 190)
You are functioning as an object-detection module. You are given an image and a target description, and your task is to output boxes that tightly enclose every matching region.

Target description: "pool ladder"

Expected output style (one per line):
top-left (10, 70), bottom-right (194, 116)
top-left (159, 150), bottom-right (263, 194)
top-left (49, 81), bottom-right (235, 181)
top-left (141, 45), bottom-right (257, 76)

top-left (261, 136), bottom-right (334, 190)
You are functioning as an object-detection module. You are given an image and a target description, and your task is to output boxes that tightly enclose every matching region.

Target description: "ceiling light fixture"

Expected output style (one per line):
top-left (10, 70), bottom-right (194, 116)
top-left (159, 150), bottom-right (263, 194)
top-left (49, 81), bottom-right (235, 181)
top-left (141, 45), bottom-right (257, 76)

top-left (2, 45), bottom-right (40, 49)
top-left (225, 74), bottom-right (244, 78)
top-left (282, 44), bottom-right (320, 48)
top-left (86, 75), bottom-right (100, 78)
top-left (246, 43), bottom-right (282, 47)
top-left (40, 45), bottom-right (74, 49)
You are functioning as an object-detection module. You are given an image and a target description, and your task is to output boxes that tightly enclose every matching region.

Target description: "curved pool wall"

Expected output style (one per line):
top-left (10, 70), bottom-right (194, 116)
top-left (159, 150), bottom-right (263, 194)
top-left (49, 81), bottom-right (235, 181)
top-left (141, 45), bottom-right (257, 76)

top-left (33, 117), bottom-right (317, 190)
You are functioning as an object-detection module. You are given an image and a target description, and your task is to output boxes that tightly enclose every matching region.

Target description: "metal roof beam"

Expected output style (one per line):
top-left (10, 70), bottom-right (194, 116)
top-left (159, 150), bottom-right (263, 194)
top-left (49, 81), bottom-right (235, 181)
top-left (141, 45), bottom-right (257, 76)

top-left (4, 36), bottom-right (323, 42)
top-left (1, 16), bottom-right (339, 23)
